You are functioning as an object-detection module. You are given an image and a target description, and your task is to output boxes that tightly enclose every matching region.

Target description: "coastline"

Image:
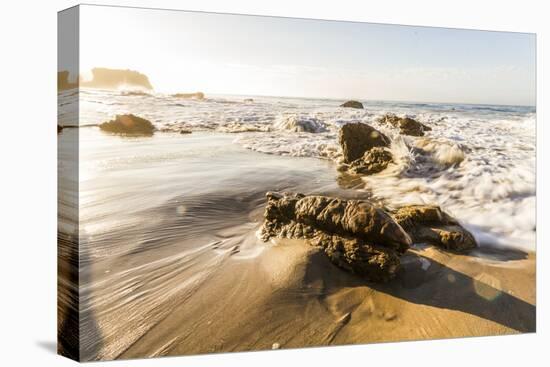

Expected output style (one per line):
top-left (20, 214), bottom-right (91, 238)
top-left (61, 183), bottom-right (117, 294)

top-left (59, 127), bottom-right (536, 360)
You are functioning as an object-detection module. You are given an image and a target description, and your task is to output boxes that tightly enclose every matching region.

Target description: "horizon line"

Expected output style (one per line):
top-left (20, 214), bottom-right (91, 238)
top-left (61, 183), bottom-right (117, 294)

top-left (77, 86), bottom-right (536, 108)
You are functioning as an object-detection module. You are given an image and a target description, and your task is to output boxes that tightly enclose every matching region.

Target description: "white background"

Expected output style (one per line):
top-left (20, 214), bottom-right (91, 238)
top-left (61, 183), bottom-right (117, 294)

top-left (0, 0), bottom-right (547, 365)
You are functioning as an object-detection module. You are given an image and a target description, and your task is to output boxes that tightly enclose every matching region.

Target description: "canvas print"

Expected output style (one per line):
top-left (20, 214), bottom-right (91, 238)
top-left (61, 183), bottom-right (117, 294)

top-left (58, 4), bottom-right (536, 362)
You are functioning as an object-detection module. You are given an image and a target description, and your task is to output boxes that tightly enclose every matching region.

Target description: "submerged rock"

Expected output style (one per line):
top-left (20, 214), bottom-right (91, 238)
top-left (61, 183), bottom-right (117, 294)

top-left (339, 122), bottom-right (390, 163)
top-left (120, 90), bottom-right (150, 97)
top-left (340, 100), bottom-right (364, 109)
top-left (414, 138), bottom-right (465, 167)
top-left (275, 116), bottom-right (327, 133)
top-left (172, 92), bottom-right (205, 100)
top-left (99, 114), bottom-right (155, 135)
top-left (261, 192), bottom-right (411, 281)
top-left (377, 113), bottom-right (431, 136)
top-left (392, 205), bottom-right (477, 252)
top-left (348, 147), bottom-right (393, 175)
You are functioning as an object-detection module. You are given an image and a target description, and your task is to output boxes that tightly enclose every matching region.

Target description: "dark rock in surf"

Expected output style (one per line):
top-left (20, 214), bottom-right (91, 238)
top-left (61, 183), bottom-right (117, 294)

top-left (340, 100), bottom-right (364, 109)
top-left (179, 129), bottom-right (192, 134)
top-left (58, 125), bottom-right (63, 134)
top-left (99, 114), bottom-right (155, 136)
top-left (339, 122), bottom-right (390, 163)
top-left (260, 192), bottom-right (412, 281)
top-left (377, 113), bottom-right (431, 136)
top-left (348, 147), bottom-right (393, 175)
top-left (391, 205), bottom-right (477, 252)
top-left (399, 117), bottom-right (430, 136)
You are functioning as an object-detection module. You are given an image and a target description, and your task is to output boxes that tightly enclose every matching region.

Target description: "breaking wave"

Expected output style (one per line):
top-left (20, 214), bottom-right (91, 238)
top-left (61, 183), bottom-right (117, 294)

top-left (72, 89), bottom-right (535, 250)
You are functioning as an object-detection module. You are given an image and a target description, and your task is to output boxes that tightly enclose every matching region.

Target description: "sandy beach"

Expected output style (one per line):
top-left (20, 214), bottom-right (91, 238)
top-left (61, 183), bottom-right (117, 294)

top-left (120, 241), bottom-right (535, 358)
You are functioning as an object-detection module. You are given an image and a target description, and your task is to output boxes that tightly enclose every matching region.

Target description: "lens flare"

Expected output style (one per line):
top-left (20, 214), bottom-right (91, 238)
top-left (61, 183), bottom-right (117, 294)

top-left (473, 273), bottom-right (502, 301)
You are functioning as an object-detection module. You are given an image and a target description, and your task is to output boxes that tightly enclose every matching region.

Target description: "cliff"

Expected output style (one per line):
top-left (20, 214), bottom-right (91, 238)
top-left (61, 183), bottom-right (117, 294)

top-left (80, 68), bottom-right (153, 90)
top-left (58, 71), bottom-right (78, 91)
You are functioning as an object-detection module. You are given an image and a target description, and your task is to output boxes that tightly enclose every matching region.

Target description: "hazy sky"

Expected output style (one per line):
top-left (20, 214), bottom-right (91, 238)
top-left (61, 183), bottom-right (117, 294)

top-left (78, 5), bottom-right (536, 106)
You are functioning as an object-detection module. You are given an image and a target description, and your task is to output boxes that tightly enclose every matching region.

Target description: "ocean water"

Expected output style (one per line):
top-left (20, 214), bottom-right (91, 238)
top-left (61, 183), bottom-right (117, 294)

top-left (73, 90), bottom-right (536, 250)
top-left (64, 88), bottom-right (536, 253)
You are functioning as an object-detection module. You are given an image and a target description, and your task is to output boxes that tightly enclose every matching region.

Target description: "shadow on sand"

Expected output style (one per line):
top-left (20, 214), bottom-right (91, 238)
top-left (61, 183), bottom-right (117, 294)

top-left (369, 251), bottom-right (535, 333)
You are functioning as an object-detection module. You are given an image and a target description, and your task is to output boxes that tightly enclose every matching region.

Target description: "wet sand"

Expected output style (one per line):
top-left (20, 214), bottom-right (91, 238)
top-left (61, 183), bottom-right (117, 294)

top-left (118, 234), bottom-right (535, 359)
top-left (59, 128), bottom-right (535, 361)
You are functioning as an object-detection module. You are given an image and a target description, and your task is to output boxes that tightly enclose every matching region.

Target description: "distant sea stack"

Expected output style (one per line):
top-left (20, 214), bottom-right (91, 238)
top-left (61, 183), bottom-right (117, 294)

top-left (58, 71), bottom-right (78, 91)
top-left (81, 68), bottom-right (153, 90)
top-left (172, 92), bottom-right (205, 100)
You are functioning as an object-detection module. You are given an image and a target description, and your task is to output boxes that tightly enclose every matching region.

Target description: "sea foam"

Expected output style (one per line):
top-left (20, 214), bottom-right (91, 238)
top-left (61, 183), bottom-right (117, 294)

top-left (74, 89), bottom-right (536, 251)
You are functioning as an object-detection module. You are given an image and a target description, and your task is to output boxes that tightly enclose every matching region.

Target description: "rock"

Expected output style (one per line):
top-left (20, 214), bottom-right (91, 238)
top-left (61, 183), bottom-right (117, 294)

top-left (376, 113), bottom-right (400, 127)
top-left (311, 233), bottom-right (401, 282)
top-left (81, 68), bottom-right (153, 90)
top-left (179, 129), bottom-right (192, 134)
top-left (340, 100), bottom-right (364, 109)
top-left (274, 116), bottom-right (327, 133)
top-left (377, 113), bottom-right (431, 136)
top-left (58, 125), bottom-right (63, 134)
top-left (339, 122), bottom-right (390, 163)
top-left (99, 114), bottom-right (155, 136)
top-left (243, 98), bottom-right (254, 103)
top-left (290, 195), bottom-right (412, 249)
top-left (172, 92), bottom-right (205, 100)
top-left (260, 192), bottom-right (412, 281)
top-left (120, 90), bottom-right (150, 97)
top-left (58, 71), bottom-right (77, 91)
top-left (348, 147), bottom-right (393, 175)
top-left (398, 117), bottom-right (426, 136)
top-left (392, 205), bottom-right (477, 252)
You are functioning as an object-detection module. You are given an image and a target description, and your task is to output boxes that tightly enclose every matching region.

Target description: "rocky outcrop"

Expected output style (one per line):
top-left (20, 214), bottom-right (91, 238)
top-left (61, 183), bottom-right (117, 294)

top-left (339, 123), bottom-right (390, 163)
top-left (99, 114), bottom-right (155, 135)
top-left (260, 192), bottom-right (411, 281)
top-left (348, 147), bottom-right (393, 175)
top-left (58, 71), bottom-right (77, 91)
top-left (377, 113), bottom-right (431, 136)
top-left (340, 100), bottom-right (364, 109)
top-left (81, 68), bottom-right (153, 90)
top-left (172, 92), bottom-right (205, 100)
top-left (392, 205), bottom-right (477, 252)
